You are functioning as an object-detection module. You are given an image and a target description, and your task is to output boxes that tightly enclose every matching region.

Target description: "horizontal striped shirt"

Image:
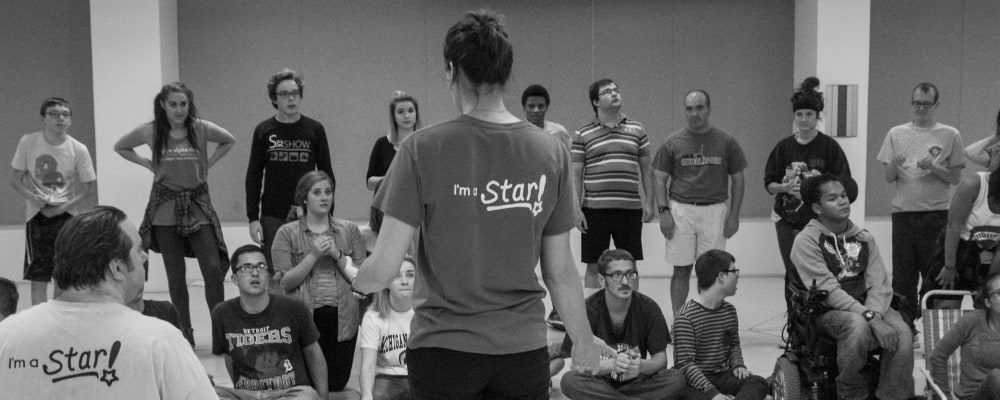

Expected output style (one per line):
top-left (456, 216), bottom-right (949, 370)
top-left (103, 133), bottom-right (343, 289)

top-left (673, 299), bottom-right (745, 397)
top-left (571, 116), bottom-right (649, 209)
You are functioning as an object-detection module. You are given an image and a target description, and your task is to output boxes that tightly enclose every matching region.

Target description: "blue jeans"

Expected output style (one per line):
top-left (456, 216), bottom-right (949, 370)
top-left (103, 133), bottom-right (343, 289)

top-left (816, 308), bottom-right (914, 400)
top-left (215, 385), bottom-right (319, 400)
top-left (372, 374), bottom-right (410, 400)
top-left (560, 368), bottom-right (694, 400)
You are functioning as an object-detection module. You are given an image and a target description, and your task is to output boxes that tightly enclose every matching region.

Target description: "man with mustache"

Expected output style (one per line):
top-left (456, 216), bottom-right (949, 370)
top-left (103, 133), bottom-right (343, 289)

top-left (558, 249), bottom-right (689, 399)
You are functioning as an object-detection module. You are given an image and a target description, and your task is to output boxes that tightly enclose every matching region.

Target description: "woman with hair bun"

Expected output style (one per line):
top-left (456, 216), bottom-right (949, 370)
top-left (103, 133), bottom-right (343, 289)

top-left (763, 76), bottom-right (852, 315)
top-left (351, 9), bottom-right (603, 398)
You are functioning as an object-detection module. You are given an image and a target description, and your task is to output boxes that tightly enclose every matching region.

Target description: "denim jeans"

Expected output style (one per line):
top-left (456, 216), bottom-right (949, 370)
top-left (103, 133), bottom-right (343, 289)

top-left (703, 369), bottom-right (770, 400)
top-left (815, 308), bottom-right (914, 400)
top-left (372, 374), bottom-right (411, 400)
top-left (215, 385), bottom-right (319, 400)
top-left (892, 211), bottom-right (947, 322)
top-left (560, 368), bottom-right (693, 400)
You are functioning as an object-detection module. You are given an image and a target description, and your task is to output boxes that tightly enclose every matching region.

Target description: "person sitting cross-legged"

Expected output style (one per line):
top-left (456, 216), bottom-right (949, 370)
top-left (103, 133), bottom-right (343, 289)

top-left (674, 249), bottom-right (769, 400)
top-left (212, 244), bottom-right (328, 400)
top-left (560, 249), bottom-right (691, 400)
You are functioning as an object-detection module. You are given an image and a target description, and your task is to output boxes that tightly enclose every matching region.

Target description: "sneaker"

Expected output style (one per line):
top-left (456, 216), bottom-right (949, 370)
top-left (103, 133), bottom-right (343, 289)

top-left (547, 309), bottom-right (565, 331)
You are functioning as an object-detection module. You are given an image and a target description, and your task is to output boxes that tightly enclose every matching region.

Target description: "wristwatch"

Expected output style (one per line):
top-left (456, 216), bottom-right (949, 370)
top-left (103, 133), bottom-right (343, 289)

top-left (658, 206), bottom-right (670, 214)
top-left (862, 310), bottom-right (876, 322)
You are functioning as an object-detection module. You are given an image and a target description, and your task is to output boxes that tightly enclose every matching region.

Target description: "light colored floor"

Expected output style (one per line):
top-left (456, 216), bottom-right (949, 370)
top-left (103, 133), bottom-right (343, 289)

top-left (11, 276), bottom-right (929, 399)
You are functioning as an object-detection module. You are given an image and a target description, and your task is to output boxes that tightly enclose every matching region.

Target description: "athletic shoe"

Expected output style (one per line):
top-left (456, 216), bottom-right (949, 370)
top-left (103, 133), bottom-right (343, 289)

top-left (547, 309), bottom-right (565, 331)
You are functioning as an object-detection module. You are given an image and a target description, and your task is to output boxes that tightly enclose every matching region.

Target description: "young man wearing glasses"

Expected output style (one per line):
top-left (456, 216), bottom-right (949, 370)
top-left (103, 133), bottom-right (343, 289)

top-left (211, 244), bottom-right (328, 400)
top-left (558, 249), bottom-right (689, 400)
top-left (791, 174), bottom-right (914, 400)
top-left (674, 249), bottom-right (768, 400)
top-left (876, 82), bottom-right (965, 324)
top-left (568, 79), bottom-right (656, 329)
top-left (246, 69), bottom-right (334, 268)
top-left (10, 97), bottom-right (96, 305)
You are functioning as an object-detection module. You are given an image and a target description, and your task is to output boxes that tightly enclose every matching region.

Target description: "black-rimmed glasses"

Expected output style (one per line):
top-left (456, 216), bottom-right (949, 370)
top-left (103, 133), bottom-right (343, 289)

top-left (602, 270), bottom-right (638, 282)
top-left (235, 262), bottom-right (269, 275)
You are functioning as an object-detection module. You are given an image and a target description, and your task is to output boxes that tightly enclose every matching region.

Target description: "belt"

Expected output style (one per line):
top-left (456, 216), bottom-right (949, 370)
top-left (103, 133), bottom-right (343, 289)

top-left (678, 201), bottom-right (722, 206)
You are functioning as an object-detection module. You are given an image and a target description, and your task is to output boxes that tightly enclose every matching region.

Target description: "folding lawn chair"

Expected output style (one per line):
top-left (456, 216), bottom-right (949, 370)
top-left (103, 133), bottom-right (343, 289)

top-left (918, 289), bottom-right (975, 400)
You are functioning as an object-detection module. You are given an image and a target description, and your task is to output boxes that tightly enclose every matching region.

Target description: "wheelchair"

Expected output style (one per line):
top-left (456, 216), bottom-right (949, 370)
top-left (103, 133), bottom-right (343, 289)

top-left (771, 280), bottom-right (883, 400)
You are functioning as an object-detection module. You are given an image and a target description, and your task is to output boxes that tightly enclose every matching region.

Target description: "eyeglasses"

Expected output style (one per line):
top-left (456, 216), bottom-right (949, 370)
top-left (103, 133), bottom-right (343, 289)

top-left (721, 269), bottom-right (740, 277)
top-left (599, 87), bottom-right (621, 97)
top-left (911, 101), bottom-right (936, 108)
top-left (235, 262), bottom-right (269, 275)
top-left (46, 111), bottom-right (71, 118)
top-left (602, 270), bottom-right (638, 282)
top-left (276, 90), bottom-right (300, 99)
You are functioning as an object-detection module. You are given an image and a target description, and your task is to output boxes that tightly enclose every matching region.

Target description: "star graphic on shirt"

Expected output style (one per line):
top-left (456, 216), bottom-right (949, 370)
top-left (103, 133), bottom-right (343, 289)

top-left (100, 369), bottom-right (119, 386)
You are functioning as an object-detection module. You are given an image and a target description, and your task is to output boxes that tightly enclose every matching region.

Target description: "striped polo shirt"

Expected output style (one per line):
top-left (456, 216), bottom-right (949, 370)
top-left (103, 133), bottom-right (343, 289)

top-left (571, 116), bottom-right (649, 209)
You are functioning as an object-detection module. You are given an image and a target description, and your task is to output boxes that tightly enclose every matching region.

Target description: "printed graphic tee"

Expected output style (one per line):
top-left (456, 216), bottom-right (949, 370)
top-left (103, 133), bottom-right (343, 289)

top-left (374, 115), bottom-right (577, 355)
top-left (10, 131), bottom-right (96, 220)
top-left (211, 294), bottom-right (320, 391)
top-left (359, 307), bottom-right (413, 376)
top-left (0, 301), bottom-right (215, 399)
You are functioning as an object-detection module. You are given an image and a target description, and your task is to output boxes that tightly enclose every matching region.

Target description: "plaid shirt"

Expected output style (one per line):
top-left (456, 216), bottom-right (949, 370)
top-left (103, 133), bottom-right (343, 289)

top-left (139, 181), bottom-right (228, 272)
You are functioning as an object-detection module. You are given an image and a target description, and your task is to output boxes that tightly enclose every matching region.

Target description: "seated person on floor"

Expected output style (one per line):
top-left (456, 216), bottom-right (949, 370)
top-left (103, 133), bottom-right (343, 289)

top-left (929, 272), bottom-right (1000, 400)
top-left (560, 249), bottom-right (690, 400)
top-left (212, 244), bottom-right (328, 400)
top-left (128, 296), bottom-right (182, 330)
top-left (790, 174), bottom-right (914, 400)
top-left (359, 257), bottom-right (415, 400)
top-left (0, 277), bottom-right (17, 321)
top-left (675, 249), bottom-right (769, 400)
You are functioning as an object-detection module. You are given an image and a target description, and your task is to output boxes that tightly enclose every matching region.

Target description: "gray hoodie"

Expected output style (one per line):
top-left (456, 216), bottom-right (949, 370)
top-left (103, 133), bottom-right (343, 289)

top-left (790, 218), bottom-right (892, 314)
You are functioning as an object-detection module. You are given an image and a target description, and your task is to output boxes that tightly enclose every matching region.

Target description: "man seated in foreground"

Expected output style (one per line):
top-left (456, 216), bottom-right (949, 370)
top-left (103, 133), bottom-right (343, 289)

top-left (212, 244), bottom-right (328, 400)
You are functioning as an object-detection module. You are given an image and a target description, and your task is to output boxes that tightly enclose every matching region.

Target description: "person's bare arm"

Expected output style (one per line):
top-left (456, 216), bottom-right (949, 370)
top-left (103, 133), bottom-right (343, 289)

top-left (353, 215), bottom-right (416, 294)
top-left (724, 171), bottom-right (745, 238)
top-left (639, 153), bottom-right (656, 222)
top-left (359, 348), bottom-right (377, 400)
top-left (114, 125), bottom-right (154, 171)
top-left (540, 231), bottom-right (603, 375)
top-left (302, 342), bottom-right (329, 398)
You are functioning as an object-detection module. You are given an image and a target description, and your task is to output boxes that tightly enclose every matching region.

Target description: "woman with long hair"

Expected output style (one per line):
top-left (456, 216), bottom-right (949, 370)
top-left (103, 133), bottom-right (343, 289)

top-left (114, 82), bottom-right (234, 345)
top-left (358, 257), bottom-right (415, 400)
top-left (929, 272), bottom-right (1000, 400)
top-left (366, 91), bottom-right (421, 233)
top-left (763, 76), bottom-right (852, 316)
top-left (351, 9), bottom-right (602, 398)
top-left (272, 170), bottom-right (367, 392)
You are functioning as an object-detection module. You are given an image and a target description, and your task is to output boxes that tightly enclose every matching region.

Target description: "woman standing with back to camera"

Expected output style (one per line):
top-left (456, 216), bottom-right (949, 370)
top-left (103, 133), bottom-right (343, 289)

top-left (115, 82), bottom-right (235, 345)
top-left (350, 9), bottom-right (603, 399)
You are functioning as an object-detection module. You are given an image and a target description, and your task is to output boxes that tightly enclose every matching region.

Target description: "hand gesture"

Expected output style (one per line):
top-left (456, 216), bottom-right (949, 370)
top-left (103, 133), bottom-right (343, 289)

top-left (309, 235), bottom-right (332, 258)
top-left (935, 266), bottom-right (957, 289)
top-left (723, 215), bottom-right (739, 239)
top-left (660, 211), bottom-right (676, 239)
top-left (570, 340), bottom-right (604, 376)
top-left (642, 203), bottom-right (655, 223)
top-left (869, 318), bottom-right (899, 352)
top-left (249, 221), bottom-right (263, 244)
